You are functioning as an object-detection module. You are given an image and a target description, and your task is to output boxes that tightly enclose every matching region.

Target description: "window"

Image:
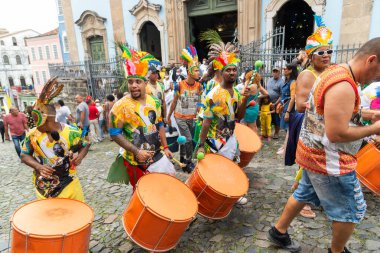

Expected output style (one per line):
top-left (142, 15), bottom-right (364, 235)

top-left (57, 0), bottom-right (63, 15)
top-left (3, 55), bottom-right (9, 64)
top-left (12, 37), bottom-right (17, 46)
top-left (20, 76), bottom-right (26, 88)
top-left (45, 45), bottom-right (50, 60)
top-left (63, 36), bottom-right (69, 52)
top-left (42, 71), bottom-right (47, 83)
top-left (53, 44), bottom-right (59, 59)
top-left (35, 72), bottom-right (40, 84)
top-left (0, 40), bottom-right (4, 46)
top-left (38, 47), bottom-right (43, 60)
top-left (31, 47), bottom-right (36, 61)
top-left (8, 77), bottom-right (14, 87)
top-left (15, 55), bottom-right (21, 65)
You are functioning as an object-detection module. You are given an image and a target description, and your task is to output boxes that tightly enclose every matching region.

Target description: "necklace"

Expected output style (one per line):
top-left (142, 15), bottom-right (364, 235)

top-left (347, 63), bottom-right (357, 83)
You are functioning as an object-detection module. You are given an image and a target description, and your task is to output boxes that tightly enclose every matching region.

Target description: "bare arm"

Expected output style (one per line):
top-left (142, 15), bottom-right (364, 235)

top-left (167, 94), bottom-right (179, 121)
top-left (325, 81), bottom-right (380, 143)
top-left (236, 96), bottom-right (249, 120)
top-left (21, 153), bottom-right (55, 178)
top-left (79, 111), bottom-right (85, 127)
top-left (162, 95), bottom-right (167, 120)
top-left (295, 71), bottom-right (316, 112)
top-left (259, 86), bottom-right (269, 96)
top-left (4, 121), bottom-right (9, 140)
top-left (199, 118), bottom-right (212, 145)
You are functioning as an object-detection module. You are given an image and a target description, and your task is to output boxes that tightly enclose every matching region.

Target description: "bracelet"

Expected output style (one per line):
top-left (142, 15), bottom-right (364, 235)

top-left (285, 111), bottom-right (290, 114)
top-left (198, 142), bottom-right (204, 148)
top-left (163, 145), bottom-right (169, 150)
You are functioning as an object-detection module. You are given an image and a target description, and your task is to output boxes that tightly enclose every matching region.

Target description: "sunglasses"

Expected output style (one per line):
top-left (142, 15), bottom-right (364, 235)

top-left (313, 49), bottom-right (333, 56)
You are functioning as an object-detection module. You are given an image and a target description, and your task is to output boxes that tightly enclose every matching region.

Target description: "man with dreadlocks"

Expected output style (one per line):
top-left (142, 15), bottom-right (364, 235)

top-left (197, 42), bottom-right (251, 204)
top-left (106, 45), bottom-right (174, 190)
top-left (167, 45), bottom-right (202, 173)
top-left (21, 77), bottom-right (90, 201)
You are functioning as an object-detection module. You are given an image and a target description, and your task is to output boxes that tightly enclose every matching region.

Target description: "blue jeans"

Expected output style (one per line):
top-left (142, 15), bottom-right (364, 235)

top-left (293, 169), bottom-right (366, 223)
top-left (12, 133), bottom-right (26, 158)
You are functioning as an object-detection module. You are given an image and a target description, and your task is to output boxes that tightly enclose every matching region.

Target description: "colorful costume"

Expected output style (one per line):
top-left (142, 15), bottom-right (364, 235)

top-left (260, 102), bottom-right (272, 137)
top-left (107, 45), bottom-right (174, 189)
top-left (21, 77), bottom-right (87, 201)
top-left (22, 124), bottom-right (86, 201)
top-left (174, 45), bottom-right (201, 165)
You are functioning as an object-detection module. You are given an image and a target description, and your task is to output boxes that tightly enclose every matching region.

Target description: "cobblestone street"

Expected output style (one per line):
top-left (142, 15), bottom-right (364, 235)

top-left (1, 136), bottom-right (380, 253)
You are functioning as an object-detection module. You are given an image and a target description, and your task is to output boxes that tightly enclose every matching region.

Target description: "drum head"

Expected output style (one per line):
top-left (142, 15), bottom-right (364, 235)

top-left (235, 123), bottom-right (262, 152)
top-left (197, 154), bottom-right (249, 197)
top-left (137, 173), bottom-right (198, 221)
top-left (12, 199), bottom-right (94, 237)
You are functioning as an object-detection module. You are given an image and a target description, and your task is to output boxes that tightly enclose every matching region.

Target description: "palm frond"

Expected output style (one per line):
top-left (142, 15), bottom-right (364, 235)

top-left (199, 29), bottom-right (222, 48)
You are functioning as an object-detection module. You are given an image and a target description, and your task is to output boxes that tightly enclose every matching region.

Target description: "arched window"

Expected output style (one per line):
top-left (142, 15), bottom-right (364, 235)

top-left (16, 55), bottom-right (22, 65)
top-left (20, 76), bottom-right (26, 88)
top-left (12, 37), bottom-right (17, 46)
top-left (0, 40), bottom-right (4, 46)
top-left (3, 55), bottom-right (9, 64)
top-left (8, 77), bottom-right (14, 87)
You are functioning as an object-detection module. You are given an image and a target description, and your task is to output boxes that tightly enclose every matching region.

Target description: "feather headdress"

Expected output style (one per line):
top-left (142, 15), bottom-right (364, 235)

top-left (32, 77), bottom-right (64, 127)
top-left (305, 15), bottom-right (333, 55)
top-left (208, 41), bottom-right (240, 71)
top-left (119, 43), bottom-right (159, 80)
top-left (180, 45), bottom-right (199, 72)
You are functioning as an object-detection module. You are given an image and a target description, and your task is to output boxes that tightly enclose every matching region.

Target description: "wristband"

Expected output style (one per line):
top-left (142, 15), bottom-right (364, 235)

top-left (163, 145), bottom-right (169, 150)
top-left (198, 142), bottom-right (204, 148)
top-left (109, 128), bottom-right (122, 136)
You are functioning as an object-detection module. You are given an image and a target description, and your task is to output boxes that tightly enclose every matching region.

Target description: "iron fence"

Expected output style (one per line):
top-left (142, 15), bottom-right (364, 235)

top-left (48, 57), bottom-right (125, 100)
top-left (238, 26), bottom-right (361, 85)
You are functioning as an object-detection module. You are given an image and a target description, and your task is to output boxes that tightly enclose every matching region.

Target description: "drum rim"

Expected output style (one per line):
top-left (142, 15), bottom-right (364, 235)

top-left (135, 173), bottom-right (198, 222)
top-left (121, 216), bottom-right (180, 252)
top-left (235, 123), bottom-right (263, 152)
top-left (356, 142), bottom-right (380, 196)
top-left (11, 198), bottom-right (94, 238)
top-left (195, 154), bottom-right (249, 197)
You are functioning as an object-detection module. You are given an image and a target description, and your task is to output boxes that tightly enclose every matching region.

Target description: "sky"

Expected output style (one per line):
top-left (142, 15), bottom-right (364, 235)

top-left (0, 0), bottom-right (58, 34)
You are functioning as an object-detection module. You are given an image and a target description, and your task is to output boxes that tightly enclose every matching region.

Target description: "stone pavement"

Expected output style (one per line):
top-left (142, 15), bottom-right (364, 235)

top-left (1, 136), bottom-right (380, 253)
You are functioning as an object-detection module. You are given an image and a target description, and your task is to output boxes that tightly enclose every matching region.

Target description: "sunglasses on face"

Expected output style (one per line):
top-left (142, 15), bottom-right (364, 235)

top-left (313, 49), bottom-right (333, 56)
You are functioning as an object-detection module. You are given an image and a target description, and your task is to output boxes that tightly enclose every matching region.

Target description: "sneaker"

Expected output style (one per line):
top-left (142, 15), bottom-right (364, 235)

top-left (328, 247), bottom-right (351, 253)
top-left (267, 226), bottom-right (301, 252)
top-left (236, 197), bottom-right (248, 205)
top-left (182, 161), bottom-right (195, 173)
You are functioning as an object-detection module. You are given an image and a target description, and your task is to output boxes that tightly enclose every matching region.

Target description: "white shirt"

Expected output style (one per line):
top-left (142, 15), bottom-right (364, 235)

top-left (96, 105), bottom-right (104, 121)
top-left (56, 106), bottom-right (71, 124)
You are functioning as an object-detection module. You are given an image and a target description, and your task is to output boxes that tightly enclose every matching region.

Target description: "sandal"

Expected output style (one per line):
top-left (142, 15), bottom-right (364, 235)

top-left (300, 205), bottom-right (316, 219)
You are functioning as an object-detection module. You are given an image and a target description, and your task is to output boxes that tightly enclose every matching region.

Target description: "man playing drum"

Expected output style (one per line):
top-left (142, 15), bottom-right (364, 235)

top-left (21, 77), bottom-right (90, 201)
top-left (197, 42), bottom-right (251, 204)
top-left (267, 38), bottom-right (380, 253)
top-left (107, 45), bottom-right (174, 190)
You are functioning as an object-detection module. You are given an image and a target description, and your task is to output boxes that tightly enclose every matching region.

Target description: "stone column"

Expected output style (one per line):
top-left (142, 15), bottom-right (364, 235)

top-left (238, 0), bottom-right (261, 44)
top-left (62, 0), bottom-right (79, 62)
top-left (109, 0), bottom-right (126, 44)
top-left (165, 0), bottom-right (188, 64)
top-left (339, 0), bottom-right (373, 44)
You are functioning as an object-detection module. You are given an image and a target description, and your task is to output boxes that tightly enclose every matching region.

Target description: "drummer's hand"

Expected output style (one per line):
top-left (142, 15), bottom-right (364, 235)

top-left (36, 164), bottom-right (55, 178)
top-left (71, 153), bottom-right (84, 166)
top-left (136, 150), bottom-right (153, 162)
top-left (371, 111), bottom-right (380, 123)
top-left (163, 148), bottom-right (173, 159)
top-left (373, 135), bottom-right (380, 149)
top-left (167, 117), bottom-right (172, 126)
top-left (197, 147), bottom-right (205, 156)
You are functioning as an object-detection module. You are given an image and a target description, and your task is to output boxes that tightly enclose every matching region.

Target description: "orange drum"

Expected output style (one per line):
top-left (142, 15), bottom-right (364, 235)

top-left (187, 154), bottom-right (249, 219)
top-left (235, 123), bottom-right (262, 168)
top-left (123, 173), bottom-right (198, 252)
top-left (10, 198), bottom-right (93, 253)
top-left (355, 142), bottom-right (380, 196)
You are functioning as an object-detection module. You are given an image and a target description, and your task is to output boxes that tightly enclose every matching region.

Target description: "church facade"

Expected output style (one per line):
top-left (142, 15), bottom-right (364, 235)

top-left (59, 0), bottom-right (380, 65)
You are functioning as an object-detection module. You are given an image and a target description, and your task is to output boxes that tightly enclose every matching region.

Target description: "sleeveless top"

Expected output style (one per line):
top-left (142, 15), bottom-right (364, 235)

top-left (296, 65), bottom-right (362, 176)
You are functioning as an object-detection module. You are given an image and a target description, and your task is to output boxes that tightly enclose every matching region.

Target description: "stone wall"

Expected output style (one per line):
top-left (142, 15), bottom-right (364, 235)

top-left (57, 78), bottom-right (88, 113)
top-left (339, 0), bottom-right (373, 44)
